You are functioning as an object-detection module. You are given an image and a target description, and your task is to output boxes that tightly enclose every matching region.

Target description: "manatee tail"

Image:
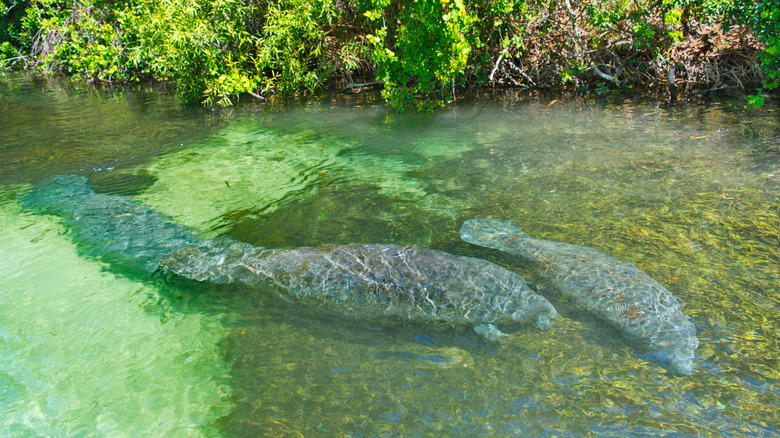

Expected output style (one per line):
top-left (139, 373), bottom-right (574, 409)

top-left (460, 218), bottom-right (529, 250)
top-left (20, 174), bottom-right (94, 213)
top-left (21, 173), bottom-right (200, 273)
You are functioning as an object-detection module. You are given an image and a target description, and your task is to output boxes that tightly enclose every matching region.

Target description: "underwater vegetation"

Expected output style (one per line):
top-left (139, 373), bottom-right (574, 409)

top-left (3, 85), bottom-right (778, 436)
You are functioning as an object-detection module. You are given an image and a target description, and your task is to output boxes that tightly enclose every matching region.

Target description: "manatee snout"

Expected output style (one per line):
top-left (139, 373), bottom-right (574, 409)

top-left (670, 356), bottom-right (694, 376)
top-left (669, 337), bottom-right (699, 376)
top-left (533, 312), bottom-right (556, 330)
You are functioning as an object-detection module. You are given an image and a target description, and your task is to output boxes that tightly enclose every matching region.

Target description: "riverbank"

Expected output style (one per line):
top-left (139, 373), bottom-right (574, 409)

top-left (1, 0), bottom-right (777, 109)
top-left (329, 21), bottom-right (768, 105)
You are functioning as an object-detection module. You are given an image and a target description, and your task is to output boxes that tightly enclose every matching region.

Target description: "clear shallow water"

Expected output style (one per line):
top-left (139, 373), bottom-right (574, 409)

top-left (1, 72), bottom-right (778, 436)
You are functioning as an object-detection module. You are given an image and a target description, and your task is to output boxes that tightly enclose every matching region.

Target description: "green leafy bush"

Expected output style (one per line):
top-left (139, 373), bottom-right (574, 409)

top-left (363, 0), bottom-right (476, 110)
top-left (732, 0), bottom-right (779, 85)
top-left (728, 0), bottom-right (779, 106)
top-left (0, 0), bottom-right (776, 108)
top-left (121, 0), bottom-right (258, 104)
top-left (17, 0), bottom-right (131, 82)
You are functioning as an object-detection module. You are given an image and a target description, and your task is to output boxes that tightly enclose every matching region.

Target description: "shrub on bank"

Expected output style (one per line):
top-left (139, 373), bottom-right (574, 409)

top-left (0, 0), bottom-right (776, 108)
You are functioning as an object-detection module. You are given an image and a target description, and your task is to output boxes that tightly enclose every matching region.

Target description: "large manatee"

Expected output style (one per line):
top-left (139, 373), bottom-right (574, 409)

top-left (21, 175), bottom-right (557, 339)
top-left (162, 239), bottom-right (558, 339)
top-left (461, 218), bottom-right (698, 375)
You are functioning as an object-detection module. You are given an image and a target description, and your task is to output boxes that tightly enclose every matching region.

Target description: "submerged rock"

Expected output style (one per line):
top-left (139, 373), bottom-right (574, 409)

top-left (461, 218), bottom-right (699, 375)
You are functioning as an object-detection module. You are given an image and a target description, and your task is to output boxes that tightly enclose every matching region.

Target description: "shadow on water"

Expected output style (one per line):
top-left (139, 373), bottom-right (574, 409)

top-left (88, 170), bottom-right (159, 196)
top-left (215, 181), bottom-right (453, 249)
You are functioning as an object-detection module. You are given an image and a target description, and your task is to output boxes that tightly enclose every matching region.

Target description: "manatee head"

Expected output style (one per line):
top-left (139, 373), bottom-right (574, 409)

top-left (668, 335), bottom-right (699, 376)
top-left (651, 322), bottom-right (699, 376)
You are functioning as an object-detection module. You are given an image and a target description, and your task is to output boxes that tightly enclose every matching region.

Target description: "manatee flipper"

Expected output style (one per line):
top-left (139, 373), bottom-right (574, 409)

top-left (460, 218), bottom-right (529, 249)
top-left (474, 323), bottom-right (506, 341)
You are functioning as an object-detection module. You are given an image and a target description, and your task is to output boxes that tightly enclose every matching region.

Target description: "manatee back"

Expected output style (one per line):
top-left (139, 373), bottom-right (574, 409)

top-left (162, 238), bottom-right (266, 284)
top-left (515, 239), bottom-right (699, 374)
top-left (258, 244), bottom-right (556, 326)
top-left (166, 241), bottom-right (557, 327)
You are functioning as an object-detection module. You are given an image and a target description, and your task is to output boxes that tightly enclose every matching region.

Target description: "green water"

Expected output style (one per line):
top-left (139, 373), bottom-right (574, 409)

top-left (1, 72), bottom-right (778, 437)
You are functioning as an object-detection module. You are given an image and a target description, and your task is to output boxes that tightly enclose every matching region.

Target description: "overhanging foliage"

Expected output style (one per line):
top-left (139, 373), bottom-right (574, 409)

top-left (1, 0), bottom-right (776, 109)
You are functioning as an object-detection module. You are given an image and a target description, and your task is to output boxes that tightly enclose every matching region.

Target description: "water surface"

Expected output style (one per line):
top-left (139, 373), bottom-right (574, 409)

top-left (1, 72), bottom-right (778, 436)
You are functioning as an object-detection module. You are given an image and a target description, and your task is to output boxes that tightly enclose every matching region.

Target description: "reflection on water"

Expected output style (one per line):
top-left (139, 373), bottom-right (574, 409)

top-left (1, 72), bottom-right (778, 436)
top-left (0, 73), bottom-right (223, 185)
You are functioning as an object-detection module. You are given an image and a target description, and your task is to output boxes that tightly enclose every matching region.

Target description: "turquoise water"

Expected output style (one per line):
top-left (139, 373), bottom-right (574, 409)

top-left (1, 72), bottom-right (778, 436)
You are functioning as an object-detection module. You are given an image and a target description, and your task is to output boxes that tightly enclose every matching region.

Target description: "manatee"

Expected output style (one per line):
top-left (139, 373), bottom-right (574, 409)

top-left (21, 174), bottom-right (199, 273)
top-left (161, 238), bottom-right (558, 339)
top-left (21, 175), bottom-right (558, 340)
top-left (460, 218), bottom-right (698, 375)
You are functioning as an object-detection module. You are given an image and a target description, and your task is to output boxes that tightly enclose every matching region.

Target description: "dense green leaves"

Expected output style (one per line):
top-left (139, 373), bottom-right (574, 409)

top-left (13, 1), bottom-right (127, 81)
top-left (728, 0), bottom-right (780, 106)
top-left (122, 0), bottom-right (259, 105)
top-left (0, 0), bottom-right (777, 108)
top-left (364, 0), bottom-right (476, 109)
top-left (0, 0), bottom-right (21, 63)
top-left (6, 0), bottom-right (341, 104)
top-left (731, 0), bottom-right (780, 85)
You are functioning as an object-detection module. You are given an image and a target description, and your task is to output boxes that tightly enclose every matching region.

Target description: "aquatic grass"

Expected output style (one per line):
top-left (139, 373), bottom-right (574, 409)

top-left (183, 99), bottom-right (780, 436)
top-left (209, 100), bottom-right (779, 436)
top-left (453, 142), bottom-right (780, 434)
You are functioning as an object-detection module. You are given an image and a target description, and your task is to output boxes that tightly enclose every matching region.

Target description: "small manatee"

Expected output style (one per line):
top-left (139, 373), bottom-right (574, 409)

top-left (461, 218), bottom-right (699, 375)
